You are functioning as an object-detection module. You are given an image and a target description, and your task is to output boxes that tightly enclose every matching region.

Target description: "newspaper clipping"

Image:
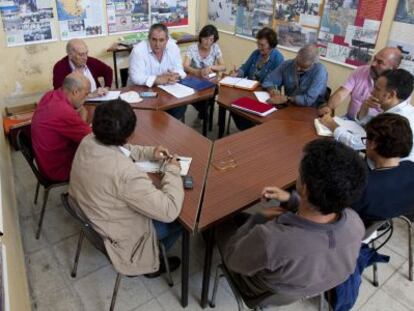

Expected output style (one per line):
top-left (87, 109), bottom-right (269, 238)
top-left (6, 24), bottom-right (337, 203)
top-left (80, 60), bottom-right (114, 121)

top-left (151, 0), bottom-right (188, 27)
top-left (0, 0), bottom-right (56, 47)
top-left (235, 0), bottom-right (274, 38)
top-left (208, 0), bottom-right (238, 33)
top-left (107, 0), bottom-right (149, 34)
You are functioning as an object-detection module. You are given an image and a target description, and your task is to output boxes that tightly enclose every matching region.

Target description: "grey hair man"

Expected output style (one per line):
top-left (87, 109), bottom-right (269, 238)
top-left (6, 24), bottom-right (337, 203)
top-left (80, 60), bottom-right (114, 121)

top-left (262, 44), bottom-right (328, 107)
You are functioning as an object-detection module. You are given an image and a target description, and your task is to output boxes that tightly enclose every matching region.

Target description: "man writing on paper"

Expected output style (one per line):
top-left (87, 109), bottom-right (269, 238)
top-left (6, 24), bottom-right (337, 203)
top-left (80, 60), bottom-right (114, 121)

top-left (69, 100), bottom-right (184, 278)
top-left (53, 39), bottom-right (113, 98)
top-left (31, 72), bottom-right (92, 182)
top-left (128, 23), bottom-right (187, 120)
top-left (319, 69), bottom-right (414, 162)
top-left (262, 44), bottom-right (328, 107)
top-left (319, 47), bottom-right (402, 119)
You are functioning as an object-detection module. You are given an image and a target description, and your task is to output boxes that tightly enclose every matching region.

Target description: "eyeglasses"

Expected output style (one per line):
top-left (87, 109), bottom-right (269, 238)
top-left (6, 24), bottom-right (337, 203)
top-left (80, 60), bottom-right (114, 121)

top-left (212, 150), bottom-right (238, 171)
top-left (361, 137), bottom-right (367, 144)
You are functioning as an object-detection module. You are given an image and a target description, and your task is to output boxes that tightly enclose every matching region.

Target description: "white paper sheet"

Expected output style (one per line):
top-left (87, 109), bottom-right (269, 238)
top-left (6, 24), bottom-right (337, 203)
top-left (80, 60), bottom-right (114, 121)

top-left (135, 156), bottom-right (192, 176)
top-left (87, 91), bottom-right (121, 102)
top-left (254, 91), bottom-right (270, 103)
top-left (158, 83), bottom-right (195, 98)
top-left (119, 91), bottom-right (143, 104)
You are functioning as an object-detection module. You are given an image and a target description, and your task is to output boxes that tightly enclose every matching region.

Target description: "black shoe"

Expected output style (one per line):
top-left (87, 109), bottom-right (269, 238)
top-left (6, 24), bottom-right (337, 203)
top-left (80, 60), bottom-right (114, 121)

top-left (144, 256), bottom-right (181, 278)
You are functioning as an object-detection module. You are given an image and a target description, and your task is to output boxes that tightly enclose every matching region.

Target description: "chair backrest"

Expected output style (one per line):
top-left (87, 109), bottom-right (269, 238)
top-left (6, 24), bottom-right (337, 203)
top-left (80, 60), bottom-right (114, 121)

top-left (61, 193), bottom-right (107, 255)
top-left (16, 128), bottom-right (48, 185)
top-left (120, 68), bottom-right (129, 87)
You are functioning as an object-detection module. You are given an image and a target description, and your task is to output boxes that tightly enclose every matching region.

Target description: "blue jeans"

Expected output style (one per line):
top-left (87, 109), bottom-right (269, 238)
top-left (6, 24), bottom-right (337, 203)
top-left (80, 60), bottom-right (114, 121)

top-left (167, 106), bottom-right (187, 120)
top-left (153, 220), bottom-right (183, 251)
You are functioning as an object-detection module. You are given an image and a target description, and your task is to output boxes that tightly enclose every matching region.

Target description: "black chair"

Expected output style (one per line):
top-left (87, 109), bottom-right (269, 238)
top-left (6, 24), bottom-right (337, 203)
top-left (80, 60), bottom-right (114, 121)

top-left (16, 129), bottom-right (68, 239)
top-left (210, 263), bottom-right (330, 311)
top-left (60, 193), bottom-right (174, 311)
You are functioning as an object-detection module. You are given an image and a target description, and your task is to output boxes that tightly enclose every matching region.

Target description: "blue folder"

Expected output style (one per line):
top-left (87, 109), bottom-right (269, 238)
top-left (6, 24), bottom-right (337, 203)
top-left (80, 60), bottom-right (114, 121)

top-left (179, 77), bottom-right (216, 91)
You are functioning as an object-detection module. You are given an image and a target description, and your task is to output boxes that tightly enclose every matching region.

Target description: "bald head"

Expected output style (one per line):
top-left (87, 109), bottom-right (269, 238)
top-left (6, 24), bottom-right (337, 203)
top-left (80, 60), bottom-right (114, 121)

top-left (62, 72), bottom-right (91, 108)
top-left (296, 44), bottom-right (319, 72)
top-left (370, 47), bottom-right (402, 79)
top-left (67, 39), bottom-right (88, 68)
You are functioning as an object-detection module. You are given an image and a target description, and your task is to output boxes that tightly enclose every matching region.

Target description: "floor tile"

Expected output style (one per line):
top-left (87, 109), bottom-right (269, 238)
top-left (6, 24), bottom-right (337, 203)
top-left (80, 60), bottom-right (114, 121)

top-left (382, 262), bottom-right (414, 310)
top-left (359, 288), bottom-right (411, 311)
top-left (32, 286), bottom-right (82, 311)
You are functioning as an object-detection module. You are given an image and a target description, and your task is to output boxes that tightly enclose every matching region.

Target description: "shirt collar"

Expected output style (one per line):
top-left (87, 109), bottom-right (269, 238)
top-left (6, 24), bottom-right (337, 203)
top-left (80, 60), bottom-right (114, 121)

top-left (387, 98), bottom-right (411, 113)
top-left (69, 59), bottom-right (88, 72)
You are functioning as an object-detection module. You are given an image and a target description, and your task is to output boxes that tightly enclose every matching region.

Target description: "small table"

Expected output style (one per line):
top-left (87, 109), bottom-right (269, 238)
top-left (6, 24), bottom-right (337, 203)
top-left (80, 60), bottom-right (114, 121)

top-left (216, 85), bottom-right (318, 138)
top-left (197, 118), bottom-right (318, 307)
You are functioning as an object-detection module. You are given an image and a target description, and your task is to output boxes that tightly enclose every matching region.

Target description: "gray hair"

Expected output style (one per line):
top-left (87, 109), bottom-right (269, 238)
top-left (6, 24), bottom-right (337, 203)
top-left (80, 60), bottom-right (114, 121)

top-left (297, 44), bottom-right (320, 64)
top-left (148, 23), bottom-right (169, 38)
top-left (62, 74), bottom-right (84, 92)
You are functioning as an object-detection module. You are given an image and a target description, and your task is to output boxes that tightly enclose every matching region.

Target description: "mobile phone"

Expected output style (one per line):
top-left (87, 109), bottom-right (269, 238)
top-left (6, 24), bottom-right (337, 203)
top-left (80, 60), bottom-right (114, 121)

top-left (140, 91), bottom-right (158, 98)
top-left (182, 175), bottom-right (193, 189)
top-left (275, 103), bottom-right (288, 109)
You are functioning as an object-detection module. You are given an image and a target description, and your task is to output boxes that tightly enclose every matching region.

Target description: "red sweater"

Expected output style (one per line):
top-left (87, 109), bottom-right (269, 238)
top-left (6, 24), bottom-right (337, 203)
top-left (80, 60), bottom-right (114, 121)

top-left (53, 56), bottom-right (113, 89)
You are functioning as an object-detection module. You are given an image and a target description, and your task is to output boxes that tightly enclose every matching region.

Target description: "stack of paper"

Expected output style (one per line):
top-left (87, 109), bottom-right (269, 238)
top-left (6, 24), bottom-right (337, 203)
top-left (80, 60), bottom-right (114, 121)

top-left (120, 91), bottom-right (143, 104)
top-left (135, 156), bottom-right (192, 176)
top-left (314, 117), bottom-right (366, 137)
top-left (87, 91), bottom-right (121, 102)
top-left (158, 83), bottom-right (195, 98)
top-left (219, 76), bottom-right (259, 90)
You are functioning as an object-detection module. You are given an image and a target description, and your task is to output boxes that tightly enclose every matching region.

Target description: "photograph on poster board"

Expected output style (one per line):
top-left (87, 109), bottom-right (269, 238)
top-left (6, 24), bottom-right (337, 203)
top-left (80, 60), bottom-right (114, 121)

top-left (56, 0), bottom-right (107, 40)
top-left (395, 0), bottom-right (414, 25)
top-left (208, 0), bottom-right (237, 32)
top-left (151, 0), bottom-right (188, 27)
top-left (317, 0), bottom-right (386, 66)
top-left (274, 0), bottom-right (322, 28)
top-left (107, 0), bottom-right (149, 34)
top-left (235, 0), bottom-right (273, 38)
top-left (277, 23), bottom-right (317, 49)
top-left (0, 0), bottom-right (56, 47)
top-left (388, 21), bottom-right (414, 75)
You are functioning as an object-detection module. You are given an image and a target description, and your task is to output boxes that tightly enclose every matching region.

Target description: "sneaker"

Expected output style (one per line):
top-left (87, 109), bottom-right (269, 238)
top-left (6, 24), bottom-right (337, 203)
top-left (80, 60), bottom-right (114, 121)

top-left (144, 256), bottom-right (181, 278)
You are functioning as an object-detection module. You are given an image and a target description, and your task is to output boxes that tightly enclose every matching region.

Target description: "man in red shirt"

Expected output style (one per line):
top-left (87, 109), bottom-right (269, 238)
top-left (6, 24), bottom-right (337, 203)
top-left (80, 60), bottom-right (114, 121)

top-left (31, 72), bottom-right (92, 182)
top-left (53, 39), bottom-right (113, 97)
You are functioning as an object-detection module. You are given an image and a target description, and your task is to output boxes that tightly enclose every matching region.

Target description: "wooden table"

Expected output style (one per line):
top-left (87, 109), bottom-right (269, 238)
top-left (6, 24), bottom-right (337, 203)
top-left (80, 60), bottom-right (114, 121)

top-left (197, 118), bottom-right (318, 307)
top-left (216, 85), bottom-right (319, 138)
top-left (84, 108), bottom-right (212, 307)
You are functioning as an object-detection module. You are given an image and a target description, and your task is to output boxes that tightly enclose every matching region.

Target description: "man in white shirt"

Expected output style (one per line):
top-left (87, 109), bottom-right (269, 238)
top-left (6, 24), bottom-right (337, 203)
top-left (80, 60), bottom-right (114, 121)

top-left (128, 23), bottom-right (187, 120)
top-left (319, 69), bottom-right (414, 162)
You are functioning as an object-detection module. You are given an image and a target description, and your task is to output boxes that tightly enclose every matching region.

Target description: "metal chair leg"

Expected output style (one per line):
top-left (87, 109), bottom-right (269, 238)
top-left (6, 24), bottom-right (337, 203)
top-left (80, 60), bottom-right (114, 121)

top-left (226, 113), bottom-right (232, 135)
top-left (371, 240), bottom-right (379, 286)
top-left (159, 242), bottom-right (174, 287)
top-left (210, 265), bottom-right (222, 308)
top-left (71, 230), bottom-right (85, 277)
top-left (35, 188), bottom-right (50, 239)
top-left (399, 216), bottom-right (413, 281)
top-left (110, 273), bottom-right (122, 311)
top-left (209, 100), bottom-right (215, 131)
top-left (319, 292), bottom-right (325, 311)
top-left (34, 181), bottom-right (40, 204)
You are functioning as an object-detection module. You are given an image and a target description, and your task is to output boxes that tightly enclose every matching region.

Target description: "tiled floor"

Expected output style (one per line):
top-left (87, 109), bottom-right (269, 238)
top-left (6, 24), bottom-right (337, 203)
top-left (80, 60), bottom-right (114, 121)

top-left (11, 106), bottom-right (414, 310)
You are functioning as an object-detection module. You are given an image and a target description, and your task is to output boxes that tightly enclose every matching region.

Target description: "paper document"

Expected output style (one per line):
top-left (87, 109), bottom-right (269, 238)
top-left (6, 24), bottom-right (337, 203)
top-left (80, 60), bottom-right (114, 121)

top-left (120, 91), bottom-right (143, 104)
top-left (219, 76), bottom-right (258, 90)
top-left (254, 91), bottom-right (270, 103)
top-left (87, 91), bottom-right (121, 102)
top-left (135, 156), bottom-right (192, 176)
top-left (314, 117), bottom-right (366, 137)
top-left (158, 83), bottom-right (195, 98)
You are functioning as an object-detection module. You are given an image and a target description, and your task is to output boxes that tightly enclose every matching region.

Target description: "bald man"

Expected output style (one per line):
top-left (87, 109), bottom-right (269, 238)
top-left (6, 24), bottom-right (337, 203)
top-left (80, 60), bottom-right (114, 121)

top-left (31, 72), bottom-right (92, 182)
top-left (53, 39), bottom-right (113, 97)
top-left (319, 47), bottom-right (402, 119)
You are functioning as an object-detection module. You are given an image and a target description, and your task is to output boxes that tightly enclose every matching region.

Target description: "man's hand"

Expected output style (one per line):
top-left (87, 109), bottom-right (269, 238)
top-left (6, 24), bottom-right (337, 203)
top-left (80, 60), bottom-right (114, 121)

top-left (267, 93), bottom-right (288, 105)
top-left (167, 155), bottom-right (181, 169)
top-left (229, 65), bottom-right (239, 77)
top-left (155, 73), bottom-right (171, 85)
top-left (318, 105), bottom-right (332, 117)
top-left (154, 145), bottom-right (171, 161)
top-left (259, 207), bottom-right (287, 219)
top-left (319, 113), bottom-right (339, 131)
top-left (77, 105), bottom-right (88, 122)
top-left (363, 96), bottom-right (381, 111)
top-left (261, 186), bottom-right (290, 202)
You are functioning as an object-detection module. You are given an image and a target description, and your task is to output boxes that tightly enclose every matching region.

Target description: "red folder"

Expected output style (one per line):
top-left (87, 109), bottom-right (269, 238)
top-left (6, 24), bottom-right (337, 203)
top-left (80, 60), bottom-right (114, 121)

top-left (231, 97), bottom-right (276, 117)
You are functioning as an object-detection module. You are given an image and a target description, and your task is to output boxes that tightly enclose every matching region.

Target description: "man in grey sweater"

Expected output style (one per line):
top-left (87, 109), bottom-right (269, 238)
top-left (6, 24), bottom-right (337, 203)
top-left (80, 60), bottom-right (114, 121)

top-left (216, 139), bottom-right (367, 305)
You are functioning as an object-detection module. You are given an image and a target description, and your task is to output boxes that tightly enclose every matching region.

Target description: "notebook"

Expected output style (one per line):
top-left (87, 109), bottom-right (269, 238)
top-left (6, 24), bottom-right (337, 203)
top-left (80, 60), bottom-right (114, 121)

top-left (158, 83), bottom-right (195, 98)
top-left (135, 156), bottom-right (192, 176)
top-left (87, 91), bottom-right (121, 102)
top-left (231, 97), bottom-right (276, 117)
top-left (314, 117), bottom-right (366, 137)
top-left (179, 76), bottom-right (216, 91)
top-left (219, 76), bottom-right (259, 90)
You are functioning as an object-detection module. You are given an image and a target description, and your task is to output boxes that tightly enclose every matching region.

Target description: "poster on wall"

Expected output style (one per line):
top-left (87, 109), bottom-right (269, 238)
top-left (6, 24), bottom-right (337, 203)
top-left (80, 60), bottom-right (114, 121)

top-left (235, 0), bottom-right (274, 38)
top-left (151, 0), bottom-right (188, 28)
top-left (107, 0), bottom-right (149, 34)
top-left (273, 0), bottom-right (323, 50)
top-left (208, 0), bottom-right (237, 33)
top-left (0, 0), bottom-right (57, 47)
top-left (56, 0), bottom-right (107, 40)
top-left (388, 0), bottom-right (414, 75)
top-left (317, 0), bottom-right (386, 66)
